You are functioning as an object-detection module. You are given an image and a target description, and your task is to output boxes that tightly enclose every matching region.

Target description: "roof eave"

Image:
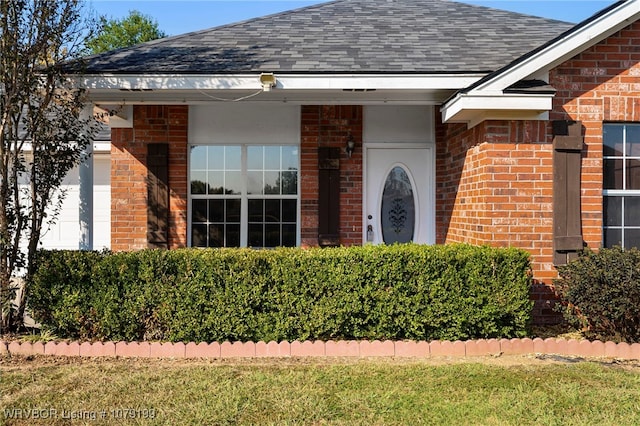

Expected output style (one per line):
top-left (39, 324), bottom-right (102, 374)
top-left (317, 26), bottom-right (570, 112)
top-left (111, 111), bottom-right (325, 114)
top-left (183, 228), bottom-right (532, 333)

top-left (76, 73), bottom-right (487, 92)
top-left (442, 0), bottom-right (639, 127)
top-left (441, 92), bottom-right (554, 128)
top-left (478, 0), bottom-right (640, 93)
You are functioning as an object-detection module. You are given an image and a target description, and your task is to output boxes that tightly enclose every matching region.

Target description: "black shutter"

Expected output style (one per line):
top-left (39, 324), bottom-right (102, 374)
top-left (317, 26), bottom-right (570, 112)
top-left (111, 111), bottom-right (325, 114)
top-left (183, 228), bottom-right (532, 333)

top-left (318, 147), bottom-right (340, 247)
top-left (553, 121), bottom-right (584, 265)
top-left (147, 143), bottom-right (169, 249)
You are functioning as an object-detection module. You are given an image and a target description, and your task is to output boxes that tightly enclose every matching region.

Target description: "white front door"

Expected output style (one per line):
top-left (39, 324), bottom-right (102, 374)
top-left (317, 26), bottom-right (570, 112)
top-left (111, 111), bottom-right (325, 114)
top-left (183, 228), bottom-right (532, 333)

top-left (365, 146), bottom-right (434, 244)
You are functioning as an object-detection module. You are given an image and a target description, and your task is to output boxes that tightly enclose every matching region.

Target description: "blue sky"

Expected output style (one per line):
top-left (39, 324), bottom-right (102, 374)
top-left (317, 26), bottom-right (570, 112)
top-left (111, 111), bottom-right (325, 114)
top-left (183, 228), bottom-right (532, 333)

top-left (87, 0), bottom-right (618, 37)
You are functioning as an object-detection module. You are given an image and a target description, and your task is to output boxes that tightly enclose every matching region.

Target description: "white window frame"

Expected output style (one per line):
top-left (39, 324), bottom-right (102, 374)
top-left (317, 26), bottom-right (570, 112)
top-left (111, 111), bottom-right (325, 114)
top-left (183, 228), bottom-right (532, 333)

top-left (188, 143), bottom-right (301, 248)
top-left (603, 123), bottom-right (640, 249)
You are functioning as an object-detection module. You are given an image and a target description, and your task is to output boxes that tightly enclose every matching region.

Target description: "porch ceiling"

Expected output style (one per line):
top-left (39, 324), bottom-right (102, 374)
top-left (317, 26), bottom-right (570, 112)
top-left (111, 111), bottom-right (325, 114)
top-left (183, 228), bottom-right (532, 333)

top-left (89, 88), bottom-right (462, 106)
top-left (83, 73), bottom-right (483, 106)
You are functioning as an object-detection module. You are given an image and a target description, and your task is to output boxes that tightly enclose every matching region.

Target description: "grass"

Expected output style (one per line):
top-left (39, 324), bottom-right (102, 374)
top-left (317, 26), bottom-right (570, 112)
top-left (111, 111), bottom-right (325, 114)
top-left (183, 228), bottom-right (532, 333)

top-left (1, 356), bottom-right (640, 425)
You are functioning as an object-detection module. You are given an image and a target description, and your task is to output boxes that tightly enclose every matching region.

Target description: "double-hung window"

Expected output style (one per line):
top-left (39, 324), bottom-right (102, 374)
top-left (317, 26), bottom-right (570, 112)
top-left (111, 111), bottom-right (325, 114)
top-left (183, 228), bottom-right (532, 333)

top-left (603, 123), bottom-right (640, 249)
top-left (189, 144), bottom-right (299, 248)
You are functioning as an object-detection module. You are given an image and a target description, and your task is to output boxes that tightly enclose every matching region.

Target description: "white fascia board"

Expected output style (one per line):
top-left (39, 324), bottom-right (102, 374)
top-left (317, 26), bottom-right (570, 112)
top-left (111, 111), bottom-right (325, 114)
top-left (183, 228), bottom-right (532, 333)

top-left (465, 111), bottom-right (549, 129)
top-left (20, 142), bottom-right (110, 153)
top-left (441, 93), bottom-right (553, 124)
top-left (77, 73), bottom-right (485, 92)
top-left (475, 1), bottom-right (640, 93)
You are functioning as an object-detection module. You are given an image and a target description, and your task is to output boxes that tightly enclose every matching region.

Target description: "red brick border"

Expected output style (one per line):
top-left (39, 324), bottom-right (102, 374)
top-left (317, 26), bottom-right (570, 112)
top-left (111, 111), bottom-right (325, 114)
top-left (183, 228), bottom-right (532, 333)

top-left (2, 339), bottom-right (640, 360)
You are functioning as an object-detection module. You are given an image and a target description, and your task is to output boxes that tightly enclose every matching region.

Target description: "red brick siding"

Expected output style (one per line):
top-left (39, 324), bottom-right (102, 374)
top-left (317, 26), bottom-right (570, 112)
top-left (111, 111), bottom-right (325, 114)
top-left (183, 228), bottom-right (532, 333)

top-left (436, 119), bottom-right (554, 268)
top-left (550, 20), bottom-right (640, 253)
top-left (436, 117), bottom-right (557, 322)
top-left (111, 105), bottom-right (188, 250)
top-left (300, 105), bottom-right (363, 246)
top-left (437, 21), bottom-right (640, 322)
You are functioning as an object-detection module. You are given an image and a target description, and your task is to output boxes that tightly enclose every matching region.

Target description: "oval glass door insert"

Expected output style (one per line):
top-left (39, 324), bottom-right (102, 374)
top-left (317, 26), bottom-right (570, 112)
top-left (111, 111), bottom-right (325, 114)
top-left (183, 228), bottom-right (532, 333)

top-left (381, 166), bottom-right (415, 244)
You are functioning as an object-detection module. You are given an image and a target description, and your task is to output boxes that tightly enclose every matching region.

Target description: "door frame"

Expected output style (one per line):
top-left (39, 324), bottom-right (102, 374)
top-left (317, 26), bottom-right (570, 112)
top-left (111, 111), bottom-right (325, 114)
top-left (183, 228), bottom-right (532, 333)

top-left (363, 142), bottom-right (436, 245)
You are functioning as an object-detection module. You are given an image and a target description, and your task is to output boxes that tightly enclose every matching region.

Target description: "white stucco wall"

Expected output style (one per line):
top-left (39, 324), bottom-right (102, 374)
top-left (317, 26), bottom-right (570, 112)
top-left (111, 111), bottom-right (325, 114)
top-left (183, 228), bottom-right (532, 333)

top-left (363, 105), bottom-right (435, 144)
top-left (189, 104), bottom-right (301, 145)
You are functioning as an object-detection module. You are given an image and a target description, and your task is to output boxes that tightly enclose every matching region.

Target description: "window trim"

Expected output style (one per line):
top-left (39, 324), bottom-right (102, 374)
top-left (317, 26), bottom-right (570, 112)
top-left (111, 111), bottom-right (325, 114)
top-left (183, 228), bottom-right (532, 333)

top-left (602, 122), bottom-right (640, 249)
top-left (187, 143), bottom-right (301, 248)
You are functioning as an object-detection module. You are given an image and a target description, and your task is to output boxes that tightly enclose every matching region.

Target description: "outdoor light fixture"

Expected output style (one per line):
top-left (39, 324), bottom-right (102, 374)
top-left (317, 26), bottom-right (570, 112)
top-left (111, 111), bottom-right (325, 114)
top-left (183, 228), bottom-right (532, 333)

top-left (345, 134), bottom-right (356, 158)
top-left (259, 73), bottom-right (277, 91)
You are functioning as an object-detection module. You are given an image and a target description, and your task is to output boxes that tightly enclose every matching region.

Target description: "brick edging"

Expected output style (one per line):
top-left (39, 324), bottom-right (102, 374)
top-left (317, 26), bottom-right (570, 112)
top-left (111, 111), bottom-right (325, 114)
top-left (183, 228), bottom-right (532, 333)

top-left (2, 338), bottom-right (640, 360)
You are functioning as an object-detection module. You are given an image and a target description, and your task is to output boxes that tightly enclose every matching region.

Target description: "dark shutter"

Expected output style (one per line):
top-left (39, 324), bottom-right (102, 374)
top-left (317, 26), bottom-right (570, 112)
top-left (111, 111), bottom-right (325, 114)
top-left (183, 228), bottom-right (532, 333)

top-left (318, 147), bottom-right (340, 247)
top-left (147, 143), bottom-right (169, 249)
top-left (553, 121), bottom-right (584, 265)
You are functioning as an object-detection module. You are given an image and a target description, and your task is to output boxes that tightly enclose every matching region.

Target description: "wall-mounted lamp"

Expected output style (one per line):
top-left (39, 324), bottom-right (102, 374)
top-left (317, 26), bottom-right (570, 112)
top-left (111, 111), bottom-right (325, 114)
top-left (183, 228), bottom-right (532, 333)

top-left (259, 72), bottom-right (277, 92)
top-left (345, 134), bottom-right (356, 158)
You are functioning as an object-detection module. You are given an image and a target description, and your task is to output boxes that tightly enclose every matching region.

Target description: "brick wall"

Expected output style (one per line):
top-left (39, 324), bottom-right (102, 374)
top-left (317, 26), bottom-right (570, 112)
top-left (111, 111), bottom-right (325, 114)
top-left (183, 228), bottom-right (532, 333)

top-left (437, 21), bottom-right (640, 323)
top-left (300, 105), bottom-right (363, 246)
top-left (549, 20), bottom-right (640, 253)
top-left (437, 119), bottom-right (558, 322)
top-left (111, 105), bottom-right (188, 250)
top-left (436, 119), bottom-right (554, 271)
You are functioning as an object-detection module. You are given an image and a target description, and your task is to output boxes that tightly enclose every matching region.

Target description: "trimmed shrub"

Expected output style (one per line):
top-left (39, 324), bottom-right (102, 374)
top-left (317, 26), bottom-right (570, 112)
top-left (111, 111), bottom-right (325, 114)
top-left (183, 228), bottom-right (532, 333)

top-left (555, 247), bottom-right (640, 343)
top-left (27, 244), bottom-right (532, 342)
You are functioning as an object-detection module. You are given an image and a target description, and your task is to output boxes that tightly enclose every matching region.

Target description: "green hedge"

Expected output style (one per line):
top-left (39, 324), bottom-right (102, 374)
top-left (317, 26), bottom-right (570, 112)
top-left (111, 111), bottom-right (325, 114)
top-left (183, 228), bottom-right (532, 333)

top-left (27, 244), bottom-right (533, 342)
top-left (555, 247), bottom-right (640, 343)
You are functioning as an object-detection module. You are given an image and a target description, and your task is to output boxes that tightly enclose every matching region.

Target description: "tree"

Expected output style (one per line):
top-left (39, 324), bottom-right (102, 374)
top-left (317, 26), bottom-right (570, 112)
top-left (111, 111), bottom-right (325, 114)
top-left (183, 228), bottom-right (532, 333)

top-left (85, 10), bottom-right (167, 54)
top-left (0, 0), bottom-right (98, 333)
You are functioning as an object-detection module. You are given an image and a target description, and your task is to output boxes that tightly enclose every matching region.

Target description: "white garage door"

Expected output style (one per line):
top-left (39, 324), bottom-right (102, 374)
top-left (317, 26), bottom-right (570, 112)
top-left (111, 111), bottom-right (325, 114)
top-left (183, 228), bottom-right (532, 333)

top-left (39, 152), bottom-right (111, 250)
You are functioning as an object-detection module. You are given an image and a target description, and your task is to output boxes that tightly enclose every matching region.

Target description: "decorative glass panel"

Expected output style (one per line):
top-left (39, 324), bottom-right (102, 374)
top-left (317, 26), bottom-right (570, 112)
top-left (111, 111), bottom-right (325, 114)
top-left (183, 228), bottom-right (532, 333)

top-left (381, 166), bottom-right (415, 244)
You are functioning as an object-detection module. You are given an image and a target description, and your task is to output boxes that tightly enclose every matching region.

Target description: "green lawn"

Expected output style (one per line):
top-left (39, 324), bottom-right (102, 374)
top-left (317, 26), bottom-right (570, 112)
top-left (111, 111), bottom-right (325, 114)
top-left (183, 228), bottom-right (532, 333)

top-left (1, 356), bottom-right (639, 425)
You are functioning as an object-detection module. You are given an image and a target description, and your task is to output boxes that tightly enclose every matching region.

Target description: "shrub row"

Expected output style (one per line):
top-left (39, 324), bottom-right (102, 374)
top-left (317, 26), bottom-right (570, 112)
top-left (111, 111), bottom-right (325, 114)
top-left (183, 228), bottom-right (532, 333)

top-left (555, 247), bottom-right (640, 343)
top-left (27, 244), bottom-right (533, 343)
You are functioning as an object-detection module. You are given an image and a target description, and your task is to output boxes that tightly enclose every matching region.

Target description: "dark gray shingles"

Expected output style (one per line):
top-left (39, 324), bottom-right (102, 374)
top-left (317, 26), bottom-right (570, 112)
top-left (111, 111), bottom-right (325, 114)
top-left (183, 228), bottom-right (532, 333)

top-left (77, 0), bottom-right (574, 74)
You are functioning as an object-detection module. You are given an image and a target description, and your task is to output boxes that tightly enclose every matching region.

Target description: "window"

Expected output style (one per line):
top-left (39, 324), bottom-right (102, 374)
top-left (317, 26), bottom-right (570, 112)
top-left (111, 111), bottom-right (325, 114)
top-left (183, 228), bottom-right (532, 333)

top-left (603, 123), bottom-right (640, 249)
top-left (189, 145), bottom-right (299, 248)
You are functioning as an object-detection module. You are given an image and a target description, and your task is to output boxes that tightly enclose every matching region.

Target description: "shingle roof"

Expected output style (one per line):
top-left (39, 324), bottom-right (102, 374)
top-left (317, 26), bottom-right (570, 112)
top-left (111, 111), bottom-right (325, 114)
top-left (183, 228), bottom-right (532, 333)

top-left (77, 0), bottom-right (573, 75)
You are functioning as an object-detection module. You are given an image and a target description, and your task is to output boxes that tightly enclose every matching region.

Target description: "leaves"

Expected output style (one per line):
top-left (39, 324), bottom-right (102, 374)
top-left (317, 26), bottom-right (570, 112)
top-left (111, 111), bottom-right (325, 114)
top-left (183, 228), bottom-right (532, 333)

top-left (555, 247), bottom-right (640, 343)
top-left (85, 10), bottom-right (167, 54)
top-left (0, 1), bottom-right (98, 332)
top-left (28, 245), bottom-right (533, 343)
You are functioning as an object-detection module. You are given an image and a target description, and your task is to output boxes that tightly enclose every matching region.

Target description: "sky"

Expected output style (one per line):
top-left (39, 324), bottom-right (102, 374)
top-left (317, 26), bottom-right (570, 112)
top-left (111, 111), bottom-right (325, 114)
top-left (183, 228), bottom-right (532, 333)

top-left (86, 0), bottom-right (619, 37)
